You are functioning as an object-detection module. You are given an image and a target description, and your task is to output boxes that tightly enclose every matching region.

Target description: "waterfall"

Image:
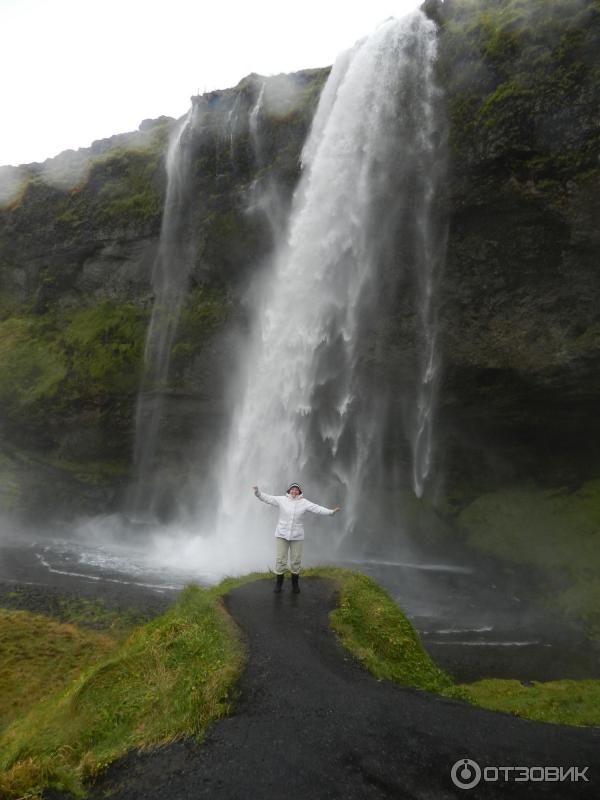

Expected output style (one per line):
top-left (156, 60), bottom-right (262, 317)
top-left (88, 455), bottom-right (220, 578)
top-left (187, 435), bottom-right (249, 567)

top-left (246, 80), bottom-right (288, 242)
top-left (128, 106), bottom-right (200, 519)
top-left (410, 23), bottom-right (448, 500)
top-left (249, 83), bottom-right (265, 165)
top-left (208, 10), bottom-right (447, 566)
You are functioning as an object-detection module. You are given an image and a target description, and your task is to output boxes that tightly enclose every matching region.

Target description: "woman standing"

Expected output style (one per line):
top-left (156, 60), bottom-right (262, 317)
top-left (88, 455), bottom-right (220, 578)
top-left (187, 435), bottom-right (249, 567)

top-left (252, 483), bottom-right (340, 593)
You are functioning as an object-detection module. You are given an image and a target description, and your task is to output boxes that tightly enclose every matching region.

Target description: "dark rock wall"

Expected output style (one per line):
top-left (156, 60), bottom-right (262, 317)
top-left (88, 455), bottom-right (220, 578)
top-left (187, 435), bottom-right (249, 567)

top-left (428, 0), bottom-right (600, 501)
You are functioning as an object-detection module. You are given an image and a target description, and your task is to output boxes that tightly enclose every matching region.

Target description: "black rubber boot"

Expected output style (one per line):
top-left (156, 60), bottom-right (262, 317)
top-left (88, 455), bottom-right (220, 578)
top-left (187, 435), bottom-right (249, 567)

top-left (274, 573), bottom-right (284, 593)
top-left (291, 573), bottom-right (300, 594)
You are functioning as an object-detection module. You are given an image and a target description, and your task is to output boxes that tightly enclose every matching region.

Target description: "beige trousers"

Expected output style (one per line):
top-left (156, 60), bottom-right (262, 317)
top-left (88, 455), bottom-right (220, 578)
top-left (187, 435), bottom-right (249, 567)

top-left (275, 537), bottom-right (303, 575)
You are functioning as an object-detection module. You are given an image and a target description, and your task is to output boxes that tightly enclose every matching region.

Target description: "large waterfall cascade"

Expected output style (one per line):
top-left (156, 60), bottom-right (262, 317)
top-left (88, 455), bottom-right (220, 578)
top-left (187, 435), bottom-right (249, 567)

top-left (203, 9), bottom-right (448, 572)
top-left (116, 9), bottom-right (447, 576)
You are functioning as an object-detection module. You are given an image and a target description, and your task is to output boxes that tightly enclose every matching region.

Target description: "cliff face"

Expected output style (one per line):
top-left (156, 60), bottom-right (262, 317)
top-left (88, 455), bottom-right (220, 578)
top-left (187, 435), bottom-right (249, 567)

top-left (427, 0), bottom-right (600, 639)
top-left (430, 0), bottom-right (600, 500)
top-left (0, 70), bottom-right (328, 521)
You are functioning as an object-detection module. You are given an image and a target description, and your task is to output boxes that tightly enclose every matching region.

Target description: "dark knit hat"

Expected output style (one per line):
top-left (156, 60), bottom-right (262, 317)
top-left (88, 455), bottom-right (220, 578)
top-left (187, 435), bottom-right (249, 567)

top-left (287, 483), bottom-right (302, 493)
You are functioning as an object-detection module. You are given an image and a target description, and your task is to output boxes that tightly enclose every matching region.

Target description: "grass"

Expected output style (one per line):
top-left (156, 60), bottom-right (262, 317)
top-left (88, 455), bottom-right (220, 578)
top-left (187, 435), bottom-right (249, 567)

top-left (458, 480), bottom-right (600, 640)
top-left (0, 583), bottom-right (245, 799)
top-left (303, 566), bottom-right (454, 693)
top-left (0, 585), bottom-right (162, 635)
top-left (0, 567), bottom-right (598, 800)
top-left (459, 678), bottom-right (600, 727)
top-left (0, 610), bottom-right (117, 733)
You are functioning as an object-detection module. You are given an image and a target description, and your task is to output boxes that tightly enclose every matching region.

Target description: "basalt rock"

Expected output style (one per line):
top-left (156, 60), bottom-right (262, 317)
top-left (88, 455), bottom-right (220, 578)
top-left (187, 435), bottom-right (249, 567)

top-left (427, 0), bottom-right (600, 500)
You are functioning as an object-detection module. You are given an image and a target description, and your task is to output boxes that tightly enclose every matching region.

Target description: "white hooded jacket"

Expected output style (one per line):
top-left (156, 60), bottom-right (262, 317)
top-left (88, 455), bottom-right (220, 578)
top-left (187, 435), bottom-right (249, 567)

top-left (254, 487), bottom-right (336, 540)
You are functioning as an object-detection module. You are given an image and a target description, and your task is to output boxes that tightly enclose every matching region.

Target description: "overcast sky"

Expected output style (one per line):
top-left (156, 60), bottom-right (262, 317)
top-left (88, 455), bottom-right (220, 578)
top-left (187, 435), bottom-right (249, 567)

top-left (1, 0), bottom-right (423, 167)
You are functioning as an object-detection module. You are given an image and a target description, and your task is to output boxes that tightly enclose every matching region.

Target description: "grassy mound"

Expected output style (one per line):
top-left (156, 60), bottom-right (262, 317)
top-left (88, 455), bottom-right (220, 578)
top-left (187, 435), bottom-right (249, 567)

top-left (0, 609), bottom-right (117, 733)
top-left (0, 583), bottom-right (244, 799)
top-left (304, 567), bottom-right (454, 693)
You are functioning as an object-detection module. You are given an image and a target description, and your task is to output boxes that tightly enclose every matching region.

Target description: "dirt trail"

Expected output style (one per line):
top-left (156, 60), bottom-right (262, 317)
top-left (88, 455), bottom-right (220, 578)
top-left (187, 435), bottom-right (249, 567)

top-left (63, 577), bottom-right (600, 800)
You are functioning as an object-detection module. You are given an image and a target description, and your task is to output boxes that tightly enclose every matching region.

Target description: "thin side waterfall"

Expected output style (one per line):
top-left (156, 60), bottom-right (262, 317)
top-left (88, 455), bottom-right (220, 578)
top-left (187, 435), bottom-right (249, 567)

top-left (249, 83), bottom-right (265, 165)
top-left (207, 10), bottom-right (447, 567)
top-left (128, 107), bottom-right (199, 519)
top-left (410, 29), bottom-right (448, 500)
top-left (246, 80), bottom-right (288, 241)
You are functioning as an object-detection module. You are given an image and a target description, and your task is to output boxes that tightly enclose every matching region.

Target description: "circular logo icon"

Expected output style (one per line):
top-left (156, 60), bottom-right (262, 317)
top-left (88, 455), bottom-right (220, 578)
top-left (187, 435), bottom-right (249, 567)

top-left (451, 759), bottom-right (482, 790)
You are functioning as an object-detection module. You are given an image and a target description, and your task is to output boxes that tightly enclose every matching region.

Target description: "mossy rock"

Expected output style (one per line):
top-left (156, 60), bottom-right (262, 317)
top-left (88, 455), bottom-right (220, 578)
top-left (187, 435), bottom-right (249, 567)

top-left (458, 480), bottom-right (600, 638)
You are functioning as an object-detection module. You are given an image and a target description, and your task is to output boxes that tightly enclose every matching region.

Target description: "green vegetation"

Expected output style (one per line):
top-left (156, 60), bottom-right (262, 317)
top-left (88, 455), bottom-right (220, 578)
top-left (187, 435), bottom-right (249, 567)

top-left (0, 302), bottom-right (146, 424)
top-left (437, 0), bottom-right (600, 184)
top-left (0, 586), bottom-right (157, 635)
top-left (0, 317), bottom-right (67, 414)
top-left (0, 584), bottom-right (244, 800)
top-left (459, 678), bottom-right (600, 727)
top-left (93, 145), bottom-right (164, 227)
top-left (1, 568), bottom-right (598, 799)
top-left (169, 287), bottom-right (232, 382)
top-left (3, 122), bottom-right (170, 220)
top-left (62, 302), bottom-right (147, 398)
top-left (0, 609), bottom-right (117, 732)
top-left (458, 480), bottom-right (600, 639)
top-left (305, 567), bottom-right (454, 692)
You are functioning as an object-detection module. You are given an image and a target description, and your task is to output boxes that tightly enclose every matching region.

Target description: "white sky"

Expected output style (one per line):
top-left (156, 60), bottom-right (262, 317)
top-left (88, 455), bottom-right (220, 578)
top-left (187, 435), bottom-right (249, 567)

top-left (1, 0), bottom-right (422, 166)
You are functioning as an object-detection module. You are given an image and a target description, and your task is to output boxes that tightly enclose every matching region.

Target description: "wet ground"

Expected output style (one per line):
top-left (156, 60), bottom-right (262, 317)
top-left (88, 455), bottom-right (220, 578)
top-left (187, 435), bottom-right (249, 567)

top-left (1, 534), bottom-right (598, 683)
top-left (339, 558), bottom-right (600, 682)
top-left (43, 578), bottom-right (600, 800)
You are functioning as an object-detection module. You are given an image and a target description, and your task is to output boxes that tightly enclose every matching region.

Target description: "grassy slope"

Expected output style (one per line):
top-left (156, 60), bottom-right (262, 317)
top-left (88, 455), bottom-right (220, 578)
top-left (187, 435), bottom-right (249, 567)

top-left (0, 582), bottom-right (246, 799)
top-left (0, 568), bottom-right (598, 800)
top-left (0, 610), bottom-right (117, 732)
top-left (458, 480), bottom-right (600, 640)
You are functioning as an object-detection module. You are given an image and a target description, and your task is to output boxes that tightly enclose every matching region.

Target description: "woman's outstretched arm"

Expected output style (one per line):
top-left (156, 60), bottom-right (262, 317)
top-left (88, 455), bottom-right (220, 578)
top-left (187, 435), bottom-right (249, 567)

top-left (304, 499), bottom-right (341, 515)
top-left (252, 486), bottom-right (280, 506)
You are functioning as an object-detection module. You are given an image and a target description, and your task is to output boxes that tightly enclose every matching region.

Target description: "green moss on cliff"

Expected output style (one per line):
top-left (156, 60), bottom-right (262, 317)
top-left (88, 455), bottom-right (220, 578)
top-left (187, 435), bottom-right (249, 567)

top-left (0, 303), bottom-right (146, 424)
top-left (170, 287), bottom-right (231, 382)
top-left (0, 318), bottom-right (67, 413)
top-left (458, 480), bottom-right (600, 638)
top-left (438, 0), bottom-right (600, 183)
top-left (62, 302), bottom-right (147, 398)
top-left (93, 146), bottom-right (163, 226)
